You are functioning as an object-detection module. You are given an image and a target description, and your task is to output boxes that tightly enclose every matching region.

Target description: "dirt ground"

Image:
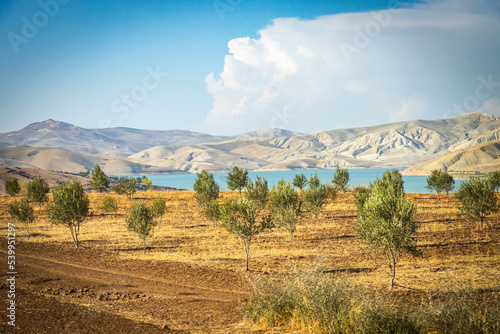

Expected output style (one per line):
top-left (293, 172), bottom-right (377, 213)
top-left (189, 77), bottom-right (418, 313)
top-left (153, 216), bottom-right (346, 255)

top-left (0, 191), bottom-right (499, 333)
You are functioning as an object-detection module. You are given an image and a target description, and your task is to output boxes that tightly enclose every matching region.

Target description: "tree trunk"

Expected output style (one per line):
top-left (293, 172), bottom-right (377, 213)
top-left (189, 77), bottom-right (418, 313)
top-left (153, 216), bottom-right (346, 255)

top-left (70, 224), bottom-right (79, 248)
top-left (389, 254), bottom-right (396, 290)
top-left (245, 241), bottom-right (250, 271)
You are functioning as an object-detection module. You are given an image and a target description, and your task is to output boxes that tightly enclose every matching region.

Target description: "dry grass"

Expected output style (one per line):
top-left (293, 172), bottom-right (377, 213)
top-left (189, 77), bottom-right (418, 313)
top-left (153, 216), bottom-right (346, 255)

top-left (1, 190), bottom-right (499, 293)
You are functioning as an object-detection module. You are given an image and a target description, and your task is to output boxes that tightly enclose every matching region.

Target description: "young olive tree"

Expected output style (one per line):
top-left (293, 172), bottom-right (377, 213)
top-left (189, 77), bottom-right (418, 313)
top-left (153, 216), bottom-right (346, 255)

top-left (227, 166), bottom-right (249, 195)
top-left (27, 176), bottom-right (50, 208)
top-left (125, 202), bottom-right (158, 254)
top-left (302, 173), bottom-right (330, 218)
top-left (332, 166), bottom-right (350, 192)
top-left (455, 177), bottom-right (498, 230)
top-left (112, 177), bottom-right (137, 199)
top-left (151, 197), bottom-right (166, 225)
top-left (425, 169), bottom-right (455, 195)
top-left (292, 174), bottom-right (308, 190)
top-left (100, 195), bottom-right (118, 214)
top-left (46, 181), bottom-right (90, 248)
top-left (269, 180), bottom-right (302, 240)
top-left (356, 170), bottom-right (420, 290)
top-left (489, 171), bottom-right (500, 191)
top-left (205, 199), bottom-right (220, 230)
top-left (353, 185), bottom-right (371, 212)
top-left (5, 177), bottom-right (21, 196)
top-left (219, 197), bottom-right (272, 271)
top-left (90, 164), bottom-right (109, 193)
top-left (245, 176), bottom-right (269, 210)
top-left (9, 196), bottom-right (34, 238)
top-left (193, 170), bottom-right (220, 206)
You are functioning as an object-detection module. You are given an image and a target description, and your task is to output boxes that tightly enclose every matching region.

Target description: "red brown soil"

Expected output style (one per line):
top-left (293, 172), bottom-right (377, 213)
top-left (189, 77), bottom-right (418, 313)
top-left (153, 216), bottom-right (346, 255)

top-left (0, 241), bottom-right (254, 333)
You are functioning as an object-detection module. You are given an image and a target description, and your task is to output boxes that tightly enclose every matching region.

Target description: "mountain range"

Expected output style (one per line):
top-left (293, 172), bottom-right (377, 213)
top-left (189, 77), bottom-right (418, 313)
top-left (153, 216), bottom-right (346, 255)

top-left (0, 112), bottom-right (499, 175)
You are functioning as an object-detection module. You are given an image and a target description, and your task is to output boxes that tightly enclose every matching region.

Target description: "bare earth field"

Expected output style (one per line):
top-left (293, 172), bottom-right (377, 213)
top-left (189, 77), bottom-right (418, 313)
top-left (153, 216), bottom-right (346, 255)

top-left (1, 191), bottom-right (499, 333)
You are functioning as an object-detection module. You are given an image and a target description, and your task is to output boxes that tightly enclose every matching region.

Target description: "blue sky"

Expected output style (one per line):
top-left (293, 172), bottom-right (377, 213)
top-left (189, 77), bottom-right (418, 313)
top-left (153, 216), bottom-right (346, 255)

top-left (1, 0), bottom-right (499, 135)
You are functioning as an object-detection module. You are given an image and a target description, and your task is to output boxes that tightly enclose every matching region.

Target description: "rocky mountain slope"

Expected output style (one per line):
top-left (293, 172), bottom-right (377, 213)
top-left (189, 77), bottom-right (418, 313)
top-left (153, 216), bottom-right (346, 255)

top-left (1, 112), bottom-right (499, 174)
top-left (402, 139), bottom-right (500, 175)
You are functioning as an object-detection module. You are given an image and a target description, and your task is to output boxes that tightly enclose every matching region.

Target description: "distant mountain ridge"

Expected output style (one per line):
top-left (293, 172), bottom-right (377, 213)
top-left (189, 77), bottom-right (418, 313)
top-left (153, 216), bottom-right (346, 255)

top-left (1, 112), bottom-right (499, 174)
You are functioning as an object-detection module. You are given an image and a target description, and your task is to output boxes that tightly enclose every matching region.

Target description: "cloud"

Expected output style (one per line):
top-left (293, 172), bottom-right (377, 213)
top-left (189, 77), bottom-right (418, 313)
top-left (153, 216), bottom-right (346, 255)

top-left (203, 0), bottom-right (500, 135)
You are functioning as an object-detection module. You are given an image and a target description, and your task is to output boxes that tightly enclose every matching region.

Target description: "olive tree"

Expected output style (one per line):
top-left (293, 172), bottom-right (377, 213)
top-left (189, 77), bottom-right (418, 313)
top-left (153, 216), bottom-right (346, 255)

top-left (245, 176), bottom-right (269, 210)
top-left (151, 197), bottom-right (166, 225)
top-left (125, 202), bottom-right (158, 254)
top-left (332, 166), bottom-right (350, 192)
top-left (219, 197), bottom-right (272, 271)
top-left (269, 180), bottom-right (302, 240)
top-left (455, 177), bottom-right (498, 230)
top-left (292, 174), bottom-right (307, 190)
top-left (46, 181), bottom-right (90, 248)
top-left (227, 166), bottom-right (248, 194)
top-left (356, 170), bottom-right (420, 290)
top-left (100, 195), bottom-right (118, 214)
top-left (8, 196), bottom-right (34, 238)
top-left (193, 170), bottom-right (219, 206)
top-left (5, 177), bottom-right (21, 196)
top-left (112, 177), bottom-right (137, 199)
top-left (205, 199), bottom-right (220, 229)
top-left (302, 173), bottom-right (330, 218)
top-left (27, 176), bottom-right (50, 208)
top-left (90, 164), bottom-right (109, 193)
top-left (489, 171), bottom-right (500, 191)
top-left (425, 169), bottom-right (455, 195)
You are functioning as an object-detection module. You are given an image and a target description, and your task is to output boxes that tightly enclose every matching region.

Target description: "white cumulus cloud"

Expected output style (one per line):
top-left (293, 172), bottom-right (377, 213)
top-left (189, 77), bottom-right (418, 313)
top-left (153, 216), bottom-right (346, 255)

top-left (203, 0), bottom-right (500, 134)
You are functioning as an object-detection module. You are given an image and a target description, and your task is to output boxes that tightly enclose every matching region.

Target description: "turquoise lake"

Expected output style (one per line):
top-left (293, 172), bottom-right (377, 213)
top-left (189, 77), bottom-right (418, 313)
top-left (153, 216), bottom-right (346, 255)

top-left (145, 168), bottom-right (465, 193)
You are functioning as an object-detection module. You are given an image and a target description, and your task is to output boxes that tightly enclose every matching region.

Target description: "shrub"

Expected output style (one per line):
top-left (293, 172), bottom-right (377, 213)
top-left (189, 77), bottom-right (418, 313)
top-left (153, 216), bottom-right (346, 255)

top-left (292, 173), bottom-right (307, 190)
top-left (112, 177), bottom-right (137, 199)
top-left (226, 166), bottom-right (249, 194)
top-left (5, 177), bottom-right (21, 196)
top-left (27, 176), bottom-right (50, 208)
top-left (8, 196), bottom-right (34, 238)
top-left (151, 197), bottom-right (166, 224)
top-left (46, 180), bottom-right (90, 248)
top-left (125, 202), bottom-right (157, 254)
top-left (100, 195), bottom-right (118, 214)
top-left (353, 185), bottom-right (371, 211)
top-left (193, 170), bottom-right (219, 206)
top-left (332, 166), bottom-right (350, 192)
top-left (269, 179), bottom-right (302, 240)
top-left (90, 164), bottom-right (109, 193)
top-left (302, 173), bottom-right (330, 218)
top-left (245, 176), bottom-right (269, 210)
top-left (455, 176), bottom-right (498, 230)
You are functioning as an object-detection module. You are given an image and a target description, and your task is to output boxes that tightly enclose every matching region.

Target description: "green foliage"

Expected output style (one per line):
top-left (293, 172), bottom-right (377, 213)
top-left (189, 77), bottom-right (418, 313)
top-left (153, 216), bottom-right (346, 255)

top-left (245, 176), bottom-right (269, 210)
top-left (90, 164), bottom-right (109, 193)
top-left (332, 166), bottom-right (350, 192)
top-left (5, 177), bottom-right (21, 196)
top-left (46, 181), bottom-right (90, 248)
top-left (100, 195), bottom-right (118, 214)
top-left (219, 197), bottom-right (272, 270)
top-left (226, 166), bottom-right (249, 194)
top-left (269, 180), bottom-right (302, 240)
top-left (292, 173), bottom-right (307, 190)
top-left (353, 185), bottom-right (371, 211)
top-left (356, 169), bottom-right (420, 289)
top-left (455, 177), bottom-right (498, 230)
top-left (193, 170), bottom-right (220, 206)
top-left (302, 173), bottom-right (330, 218)
top-left (151, 197), bottom-right (166, 224)
top-left (425, 169), bottom-right (455, 194)
top-left (8, 196), bottom-right (34, 238)
top-left (27, 176), bottom-right (50, 208)
top-left (205, 199), bottom-right (220, 229)
top-left (489, 171), bottom-right (500, 191)
top-left (112, 177), bottom-right (137, 199)
top-left (139, 176), bottom-right (153, 190)
top-left (125, 202), bottom-right (158, 254)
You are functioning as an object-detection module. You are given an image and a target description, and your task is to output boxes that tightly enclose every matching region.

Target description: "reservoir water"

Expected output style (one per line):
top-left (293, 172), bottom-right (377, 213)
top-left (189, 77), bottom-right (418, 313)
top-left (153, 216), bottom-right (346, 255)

top-left (145, 168), bottom-right (466, 193)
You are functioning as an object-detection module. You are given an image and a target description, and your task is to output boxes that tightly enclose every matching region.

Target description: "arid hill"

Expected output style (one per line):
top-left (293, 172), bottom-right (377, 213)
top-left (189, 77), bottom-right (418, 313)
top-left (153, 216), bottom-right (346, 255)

top-left (402, 139), bottom-right (500, 176)
top-left (1, 112), bottom-right (499, 174)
